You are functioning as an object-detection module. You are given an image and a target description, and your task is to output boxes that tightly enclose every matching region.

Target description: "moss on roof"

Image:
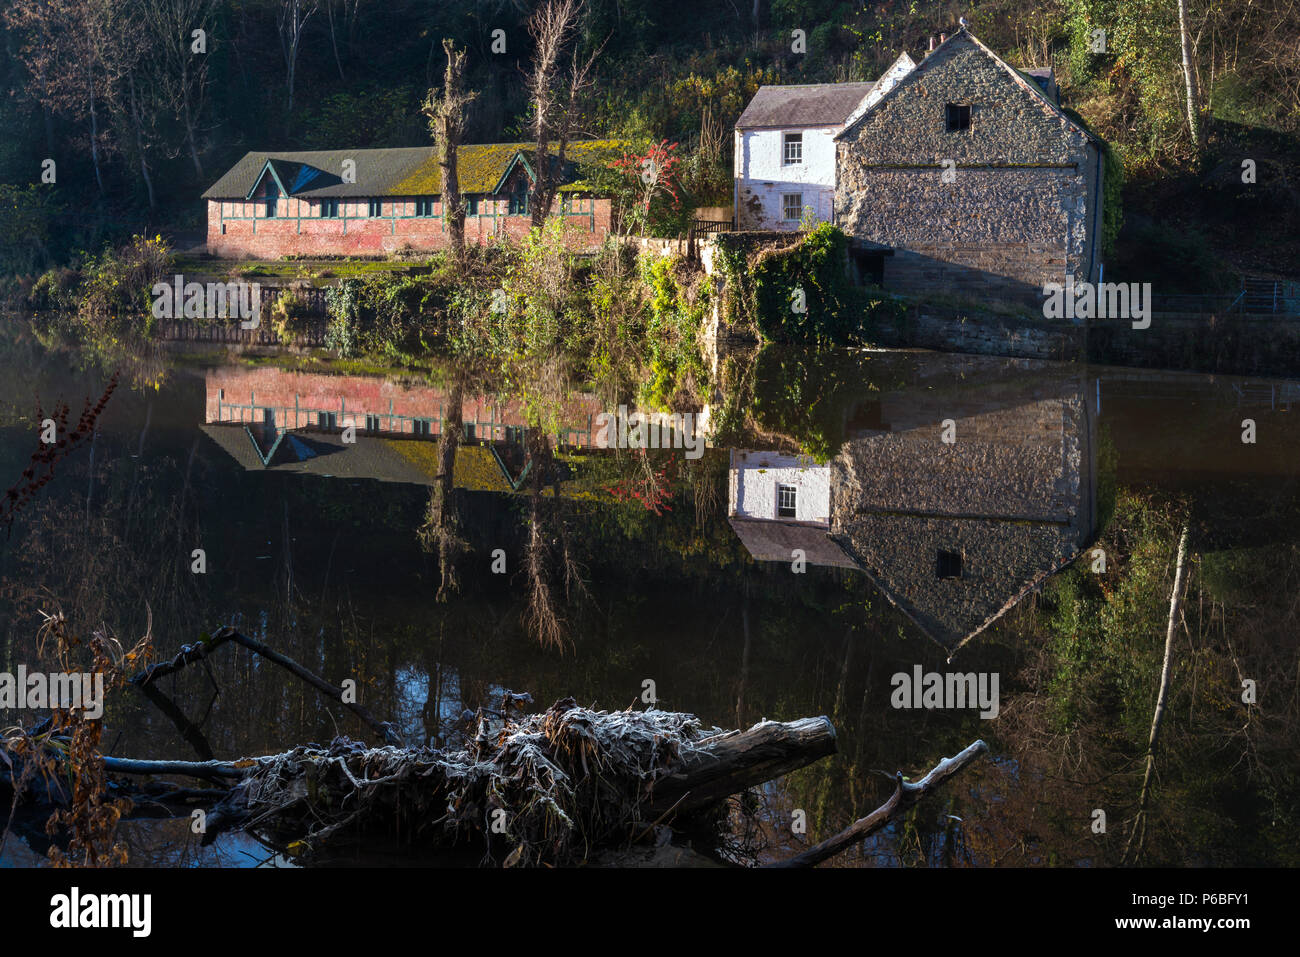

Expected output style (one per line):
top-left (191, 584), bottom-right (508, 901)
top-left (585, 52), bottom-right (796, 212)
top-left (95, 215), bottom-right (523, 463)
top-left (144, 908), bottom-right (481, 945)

top-left (205, 141), bottom-right (630, 200)
top-left (384, 440), bottom-right (514, 492)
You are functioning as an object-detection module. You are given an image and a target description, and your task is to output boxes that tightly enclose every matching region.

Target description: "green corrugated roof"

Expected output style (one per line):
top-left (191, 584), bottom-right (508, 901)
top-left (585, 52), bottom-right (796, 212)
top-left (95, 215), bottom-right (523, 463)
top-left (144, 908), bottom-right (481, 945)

top-left (202, 141), bottom-right (628, 200)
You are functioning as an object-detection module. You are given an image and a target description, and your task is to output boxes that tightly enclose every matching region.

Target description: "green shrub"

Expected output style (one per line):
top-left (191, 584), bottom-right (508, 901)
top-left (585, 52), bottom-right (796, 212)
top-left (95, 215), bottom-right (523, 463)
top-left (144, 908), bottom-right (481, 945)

top-left (269, 290), bottom-right (312, 344)
top-left (324, 279), bottom-right (362, 357)
top-left (29, 267), bottom-right (81, 312)
top-left (78, 235), bottom-right (170, 319)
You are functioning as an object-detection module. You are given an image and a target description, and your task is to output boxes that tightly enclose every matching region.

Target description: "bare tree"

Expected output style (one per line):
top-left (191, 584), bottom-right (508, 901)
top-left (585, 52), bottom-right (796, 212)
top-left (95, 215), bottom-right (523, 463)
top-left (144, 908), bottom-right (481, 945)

top-left (141, 0), bottom-right (215, 181)
top-left (525, 0), bottom-right (601, 229)
top-left (4, 0), bottom-right (116, 194)
top-left (1176, 0), bottom-right (1203, 157)
top-left (423, 39), bottom-right (477, 260)
top-left (278, 0), bottom-right (318, 130)
top-left (324, 0), bottom-right (361, 81)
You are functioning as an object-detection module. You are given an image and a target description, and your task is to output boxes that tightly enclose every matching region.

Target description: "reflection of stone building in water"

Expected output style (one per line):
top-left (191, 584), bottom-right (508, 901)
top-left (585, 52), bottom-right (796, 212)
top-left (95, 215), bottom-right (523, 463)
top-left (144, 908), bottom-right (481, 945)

top-left (729, 370), bottom-right (1097, 650)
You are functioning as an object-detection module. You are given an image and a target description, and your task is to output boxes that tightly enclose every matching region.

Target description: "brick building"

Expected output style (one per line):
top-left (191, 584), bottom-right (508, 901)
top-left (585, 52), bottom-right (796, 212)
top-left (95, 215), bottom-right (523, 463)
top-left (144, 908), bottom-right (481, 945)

top-left (202, 142), bottom-right (621, 258)
top-left (834, 28), bottom-right (1104, 304)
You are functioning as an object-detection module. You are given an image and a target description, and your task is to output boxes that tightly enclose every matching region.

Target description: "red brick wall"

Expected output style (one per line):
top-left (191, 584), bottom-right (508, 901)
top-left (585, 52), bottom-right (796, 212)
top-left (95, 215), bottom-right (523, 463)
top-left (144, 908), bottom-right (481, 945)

top-left (206, 366), bottom-right (602, 442)
top-left (205, 195), bottom-right (614, 258)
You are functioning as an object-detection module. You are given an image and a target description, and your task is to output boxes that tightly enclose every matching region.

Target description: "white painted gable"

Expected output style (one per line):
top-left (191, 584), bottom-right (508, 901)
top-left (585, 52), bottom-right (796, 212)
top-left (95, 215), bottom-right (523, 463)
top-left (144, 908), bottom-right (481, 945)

top-left (728, 449), bottom-right (832, 524)
top-left (733, 55), bottom-right (917, 231)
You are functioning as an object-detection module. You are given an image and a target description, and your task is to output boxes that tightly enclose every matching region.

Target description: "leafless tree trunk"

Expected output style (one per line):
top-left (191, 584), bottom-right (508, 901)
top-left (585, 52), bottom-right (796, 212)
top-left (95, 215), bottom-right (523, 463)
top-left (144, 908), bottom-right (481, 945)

top-left (423, 39), bottom-right (477, 261)
top-left (278, 0), bottom-right (317, 131)
top-left (1124, 522), bottom-right (1191, 864)
top-left (526, 0), bottom-right (601, 229)
top-left (1177, 0), bottom-right (1203, 156)
top-left (127, 72), bottom-right (156, 209)
top-left (87, 78), bottom-right (105, 194)
top-left (142, 0), bottom-right (214, 181)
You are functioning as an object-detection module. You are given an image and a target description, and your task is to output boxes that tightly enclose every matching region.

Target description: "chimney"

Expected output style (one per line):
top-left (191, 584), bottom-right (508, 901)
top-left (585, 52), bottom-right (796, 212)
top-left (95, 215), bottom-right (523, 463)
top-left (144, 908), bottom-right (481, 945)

top-left (939, 32), bottom-right (948, 43)
top-left (928, 34), bottom-right (938, 53)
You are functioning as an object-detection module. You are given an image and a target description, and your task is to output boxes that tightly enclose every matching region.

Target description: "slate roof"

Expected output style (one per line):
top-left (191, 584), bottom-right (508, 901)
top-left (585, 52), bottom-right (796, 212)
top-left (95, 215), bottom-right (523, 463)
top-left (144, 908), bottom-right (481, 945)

top-left (201, 141), bottom-right (627, 200)
top-left (728, 517), bottom-right (858, 569)
top-left (201, 424), bottom-right (436, 485)
top-left (735, 82), bottom-right (879, 129)
top-left (200, 423), bottom-right (525, 492)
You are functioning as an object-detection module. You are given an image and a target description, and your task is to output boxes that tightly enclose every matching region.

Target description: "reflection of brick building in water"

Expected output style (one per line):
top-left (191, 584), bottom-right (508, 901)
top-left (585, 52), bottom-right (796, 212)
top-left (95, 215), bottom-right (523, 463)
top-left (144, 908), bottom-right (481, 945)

top-left (201, 366), bottom-right (602, 488)
top-left (205, 366), bottom-right (600, 445)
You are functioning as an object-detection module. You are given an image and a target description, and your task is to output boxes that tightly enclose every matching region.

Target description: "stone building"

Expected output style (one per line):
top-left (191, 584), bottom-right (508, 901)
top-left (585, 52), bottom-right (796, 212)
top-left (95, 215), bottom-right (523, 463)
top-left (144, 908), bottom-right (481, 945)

top-left (203, 142), bottom-right (618, 258)
top-left (834, 28), bottom-right (1104, 304)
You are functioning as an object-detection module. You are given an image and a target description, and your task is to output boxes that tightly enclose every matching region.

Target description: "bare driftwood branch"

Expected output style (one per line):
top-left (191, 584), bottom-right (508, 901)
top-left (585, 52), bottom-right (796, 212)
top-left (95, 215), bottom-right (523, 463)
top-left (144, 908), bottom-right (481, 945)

top-left (132, 626), bottom-right (402, 745)
top-left (770, 738), bottom-right (989, 868)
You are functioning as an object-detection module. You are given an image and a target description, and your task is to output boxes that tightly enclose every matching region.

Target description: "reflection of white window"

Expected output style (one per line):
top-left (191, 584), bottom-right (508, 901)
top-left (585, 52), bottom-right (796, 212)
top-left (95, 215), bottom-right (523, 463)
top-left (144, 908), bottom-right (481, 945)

top-left (782, 132), bottom-right (803, 165)
top-left (777, 484), bottom-right (797, 518)
top-left (782, 193), bottom-right (803, 222)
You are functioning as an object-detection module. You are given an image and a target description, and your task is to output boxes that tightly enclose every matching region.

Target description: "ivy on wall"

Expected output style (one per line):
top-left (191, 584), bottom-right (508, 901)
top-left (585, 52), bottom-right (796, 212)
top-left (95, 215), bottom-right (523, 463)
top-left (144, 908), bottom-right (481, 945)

top-left (714, 223), bottom-right (904, 347)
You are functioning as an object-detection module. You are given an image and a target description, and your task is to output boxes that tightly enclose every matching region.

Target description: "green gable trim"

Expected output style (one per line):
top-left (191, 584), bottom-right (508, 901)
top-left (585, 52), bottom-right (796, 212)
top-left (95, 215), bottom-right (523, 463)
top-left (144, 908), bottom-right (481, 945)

top-left (246, 159), bottom-right (291, 201)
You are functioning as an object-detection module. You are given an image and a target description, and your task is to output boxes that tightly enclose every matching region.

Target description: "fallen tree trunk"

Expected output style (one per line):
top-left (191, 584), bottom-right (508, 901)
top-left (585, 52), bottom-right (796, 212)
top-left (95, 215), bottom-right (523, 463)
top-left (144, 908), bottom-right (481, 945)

top-left (5, 696), bottom-right (986, 867)
top-left (647, 716), bottom-right (836, 817)
top-left (770, 739), bottom-right (989, 868)
top-left (3, 699), bottom-right (838, 866)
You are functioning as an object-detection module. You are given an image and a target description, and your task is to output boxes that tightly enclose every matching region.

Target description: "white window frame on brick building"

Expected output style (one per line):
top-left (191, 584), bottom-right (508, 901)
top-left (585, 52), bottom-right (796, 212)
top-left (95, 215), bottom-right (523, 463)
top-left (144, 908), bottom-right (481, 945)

top-left (782, 193), bottom-right (803, 222)
top-left (777, 483), bottom-right (798, 518)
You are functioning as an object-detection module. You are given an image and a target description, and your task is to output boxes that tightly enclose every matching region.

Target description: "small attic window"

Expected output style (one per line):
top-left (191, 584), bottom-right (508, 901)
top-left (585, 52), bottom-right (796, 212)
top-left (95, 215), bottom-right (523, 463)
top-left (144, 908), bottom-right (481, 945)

top-left (946, 103), bottom-right (971, 132)
top-left (936, 550), bottom-right (963, 579)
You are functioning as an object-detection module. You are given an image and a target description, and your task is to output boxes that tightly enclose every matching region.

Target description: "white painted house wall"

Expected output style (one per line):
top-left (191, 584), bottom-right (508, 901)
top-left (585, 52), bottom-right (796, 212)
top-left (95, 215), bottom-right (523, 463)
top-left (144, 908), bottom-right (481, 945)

top-left (735, 125), bottom-right (840, 230)
top-left (728, 449), bottom-right (832, 524)
top-left (733, 54), bottom-right (916, 231)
